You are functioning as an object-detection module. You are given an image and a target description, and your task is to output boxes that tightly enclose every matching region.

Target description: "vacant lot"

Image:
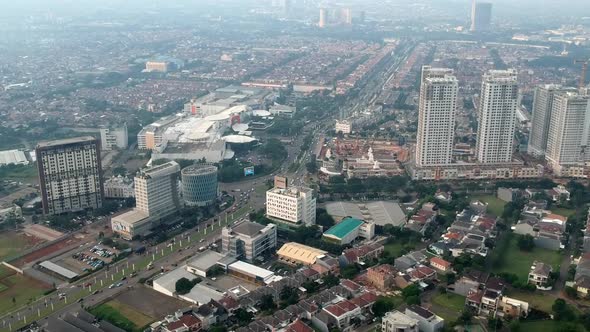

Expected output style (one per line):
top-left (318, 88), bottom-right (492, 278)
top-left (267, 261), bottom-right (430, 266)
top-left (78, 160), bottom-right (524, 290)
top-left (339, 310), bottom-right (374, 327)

top-left (0, 231), bottom-right (44, 262)
top-left (91, 301), bottom-right (146, 332)
top-left (430, 292), bottom-right (465, 322)
top-left (520, 320), bottom-right (584, 332)
top-left (505, 290), bottom-right (556, 313)
top-left (113, 286), bottom-right (188, 320)
top-left (551, 207), bottom-right (576, 218)
top-left (384, 242), bottom-right (415, 258)
top-left (471, 195), bottom-right (506, 217)
top-left (492, 235), bottom-right (562, 282)
top-left (0, 271), bottom-right (51, 315)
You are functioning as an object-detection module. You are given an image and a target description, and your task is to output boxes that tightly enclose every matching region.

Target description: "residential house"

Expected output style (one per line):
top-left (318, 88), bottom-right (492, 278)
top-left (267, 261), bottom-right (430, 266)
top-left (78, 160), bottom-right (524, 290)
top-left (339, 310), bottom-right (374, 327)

top-left (429, 257), bottom-right (452, 272)
top-left (367, 264), bottom-right (397, 290)
top-left (575, 253), bottom-right (590, 297)
top-left (381, 310), bottom-right (419, 332)
top-left (428, 242), bottom-right (450, 256)
top-left (435, 190), bottom-right (452, 203)
top-left (497, 187), bottom-right (521, 202)
top-left (528, 261), bottom-right (553, 290)
top-left (394, 251), bottom-right (427, 271)
top-left (340, 243), bottom-right (384, 265)
top-left (322, 300), bottom-right (361, 331)
top-left (286, 319), bottom-right (314, 332)
top-left (405, 305), bottom-right (444, 332)
top-left (164, 313), bottom-right (202, 332)
top-left (547, 185), bottom-right (570, 202)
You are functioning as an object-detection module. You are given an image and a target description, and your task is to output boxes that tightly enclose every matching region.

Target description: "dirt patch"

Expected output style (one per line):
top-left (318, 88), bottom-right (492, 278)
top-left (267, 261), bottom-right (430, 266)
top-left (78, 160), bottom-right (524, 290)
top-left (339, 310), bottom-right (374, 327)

top-left (23, 224), bottom-right (64, 241)
top-left (113, 286), bottom-right (189, 318)
top-left (11, 236), bottom-right (84, 268)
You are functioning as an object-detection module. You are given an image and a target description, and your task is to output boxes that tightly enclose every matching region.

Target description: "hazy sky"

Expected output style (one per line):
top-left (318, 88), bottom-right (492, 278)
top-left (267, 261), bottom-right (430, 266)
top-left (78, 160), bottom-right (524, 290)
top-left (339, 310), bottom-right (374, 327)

top-left (2, 0), bottom-right (589, 18)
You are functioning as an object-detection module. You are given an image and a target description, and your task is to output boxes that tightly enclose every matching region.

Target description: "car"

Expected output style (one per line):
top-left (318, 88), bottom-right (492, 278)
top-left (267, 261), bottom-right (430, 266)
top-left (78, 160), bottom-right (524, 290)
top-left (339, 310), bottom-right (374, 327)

top-left (115, 282), bottom-right (123, 287)
top-left (92, 290), bottom-right (101, 295)
top-left (108, 284), bottom-right (116, 289)
top-left (76, 298), bottom-right (84, 303)
top-left (199, 239), bottom-right (204, 243)
top-left (58, 293), bottom-right (66, 298)
top-left (121, 276), bottom-right (127, 281)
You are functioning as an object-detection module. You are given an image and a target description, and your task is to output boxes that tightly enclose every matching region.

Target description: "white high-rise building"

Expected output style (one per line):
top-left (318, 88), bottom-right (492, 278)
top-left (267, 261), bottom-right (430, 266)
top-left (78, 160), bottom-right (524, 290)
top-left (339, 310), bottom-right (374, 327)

top-left (416, 66), bottom-right (458, 167)
top-left (36, 137), bottom-right (103, 215)
top-left (266, 186), bottom-right (316, 226)
top-left (528, 85), bottom-right (570, 157)
top-left (221, 221), bottom-right (277, 262)
top-left (475, 69), bottom-right (519, 164)
top-left (111, 161), bottom-right (181, 240)
top-left (100, 124), bottom-right (128, 151)
top-left (545, 91), bottom-right (590, 176)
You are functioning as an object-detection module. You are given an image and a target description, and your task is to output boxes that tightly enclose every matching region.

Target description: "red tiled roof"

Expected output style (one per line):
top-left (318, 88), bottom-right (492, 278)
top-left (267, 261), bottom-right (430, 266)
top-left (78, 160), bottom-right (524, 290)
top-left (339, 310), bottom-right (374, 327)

top-left (340, 279), bottom-right (362, 292)
top-left (166, 315), bottom-right (201, 331)
top-left (286, 319), bottom-right (314, 332)
top-left (324, 300), bottom-right (358, 318)
top-left (219, 295), bottom-right (239, 310)
top-left (430, 257), bottom-right (451, 269)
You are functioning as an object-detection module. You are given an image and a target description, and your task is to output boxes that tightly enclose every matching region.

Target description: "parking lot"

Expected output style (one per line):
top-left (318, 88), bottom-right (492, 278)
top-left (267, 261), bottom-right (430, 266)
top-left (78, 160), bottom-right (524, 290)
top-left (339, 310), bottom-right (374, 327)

top-left (57, 244), bottom-right (120, 274)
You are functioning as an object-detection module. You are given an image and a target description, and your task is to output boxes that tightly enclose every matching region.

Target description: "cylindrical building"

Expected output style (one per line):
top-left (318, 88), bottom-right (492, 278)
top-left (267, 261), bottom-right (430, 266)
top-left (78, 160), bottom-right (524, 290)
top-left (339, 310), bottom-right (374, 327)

top-left (181, 165), bottom-right (219, 207)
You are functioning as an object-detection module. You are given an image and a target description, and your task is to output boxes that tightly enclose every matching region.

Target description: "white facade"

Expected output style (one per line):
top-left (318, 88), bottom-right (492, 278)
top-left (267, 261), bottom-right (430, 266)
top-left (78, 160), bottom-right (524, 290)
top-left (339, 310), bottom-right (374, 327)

top-left (100, 125), bottom-right (128, 150)
top-left (266, 186), bottom-right (316, 226)
top-left (476, 69), bottom-right (519, 164)
top-left (0, 150), bottom-right (29, 166)
top-left (382, 311), bottom-right (419, 332)
top-left (36, 137), bottom-right (103, 215)
top-left (103, 176), bottom-right (135, 199)
top-left (335, 120), bottom-right (352, 135)
top-left (134, 161), bottom-right (181, 218)
top-left (545, 91), bottom-right (590, 176)
top-left (111, 161), bottom-right (181, 240)
top-left (528, 85), bottom-right (568, 157)
top-left (416, 66), bottom-right (458, 167)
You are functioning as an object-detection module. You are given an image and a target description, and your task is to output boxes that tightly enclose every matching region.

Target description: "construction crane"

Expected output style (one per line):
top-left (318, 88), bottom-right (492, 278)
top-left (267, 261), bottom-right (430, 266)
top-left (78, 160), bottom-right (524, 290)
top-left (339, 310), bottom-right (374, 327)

top-left (574, 59), bottom-right (588, 90)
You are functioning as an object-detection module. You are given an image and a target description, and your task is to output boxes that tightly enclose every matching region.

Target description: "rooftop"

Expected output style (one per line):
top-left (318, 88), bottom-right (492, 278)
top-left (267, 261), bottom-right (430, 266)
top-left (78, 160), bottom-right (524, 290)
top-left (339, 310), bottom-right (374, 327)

top-left (277, 242), bottom-right (328, 265)
top-left (323, 217), bottom-right (364, 239)
top-left (187, 250), bottom-right (226, 271)
top-left (231, 221), bottom-right (271, 237)
top-left (325, 201), bottom-right (406, 226)
top-left (181, 165), bottom-right (218, 176)
top-left (228, 261), bottom-right (275, 281)
top-left (37, 136), bottom-right (97, 148)
top-left (39, 261), bottom-right (79, 279)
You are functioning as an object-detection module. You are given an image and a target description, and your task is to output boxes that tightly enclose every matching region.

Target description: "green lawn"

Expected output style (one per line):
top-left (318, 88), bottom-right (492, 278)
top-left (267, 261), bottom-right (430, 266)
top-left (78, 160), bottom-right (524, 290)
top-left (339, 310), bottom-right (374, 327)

top-left (492, 235), bottom-right (562, 282)
top-left (551, 207), bottom-right (576, 218)
top-left (384, 242), bottom-right (415, 258)
top-left (91, 302), bottom-right (143, 332)
top-left (471, 195), bottom-right (506, 217)
top-left (520, 320), bottom-right (584, 332)
top-left (430, 293), bottom-right (465, 322)
top-left (0, 274), bottom-right (50, 315)
top-left (0, 232), bottom-right (29, 261)
top-left (505, 290), bottom-right (556, 313)
top-left (0, 165), bottom-right (38, 183)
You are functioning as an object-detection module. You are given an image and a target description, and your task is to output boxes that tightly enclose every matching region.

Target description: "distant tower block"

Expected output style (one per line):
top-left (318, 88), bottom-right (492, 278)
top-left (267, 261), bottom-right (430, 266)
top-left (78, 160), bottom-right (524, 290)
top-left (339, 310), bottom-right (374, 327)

top-left (319, 8), bottom-right (328, 28)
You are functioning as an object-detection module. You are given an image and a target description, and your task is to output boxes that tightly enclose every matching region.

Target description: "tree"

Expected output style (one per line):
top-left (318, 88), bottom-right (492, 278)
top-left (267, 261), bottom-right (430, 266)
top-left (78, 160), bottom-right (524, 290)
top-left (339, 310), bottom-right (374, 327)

top-left (565, 286), bottom-right (578, 299)
top-left (488, 318), bottom-right (503, 330)
top-left (234, 308), bottom-right (253, 326)
top-left (175, 277), bottom-right (200, 295)
top-left (302, 280), bottom-right (320, 294)
top-left (445, 272), bottom-right (456, 285)
top-left (552, 298), bottom-right (576, 321)
top-left (322, 274), bottom-right (340, 288)
top-left (341, 264), bottom-right (361, 279)
top-left (372, 297), bottom-right (398, 317)
top-left (457, 310), bottom-right (473, 325)
top-left (402, 284), bottom-right (421, 301)
top-left (517, 234), bottom-right (535, 251)
top-left (316, 208), bottom-right (335, 228)
top-left (280, 286), bottom-right (299, 307)
top-left (259, 294), bottom-right (277, 312)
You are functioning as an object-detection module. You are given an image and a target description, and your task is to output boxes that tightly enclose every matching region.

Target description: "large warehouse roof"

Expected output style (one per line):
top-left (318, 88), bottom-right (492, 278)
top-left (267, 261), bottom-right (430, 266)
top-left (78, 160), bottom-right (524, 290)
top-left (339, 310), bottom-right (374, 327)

top-left (187, 250), bottom-right (226, 272)
top-left (324, 218), bottom-right (363, 239)
top-left (325, 201), bottom-right (406, 226)
top-left (277, 242), bottom-right (327, 265)
top-left (228, 261), bottom-right (275, 281)
top-left (39, 261), bottom-right (79, 280)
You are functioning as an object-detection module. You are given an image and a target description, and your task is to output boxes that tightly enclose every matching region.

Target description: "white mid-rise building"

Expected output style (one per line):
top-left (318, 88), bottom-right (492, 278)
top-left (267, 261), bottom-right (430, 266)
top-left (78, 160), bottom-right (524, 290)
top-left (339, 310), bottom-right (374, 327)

top-left (545, 91), bottom-right (590, 176)
top-left (221, 221), bottom-right (277, 262)
top-left (528, 84), bottom-right (566, 157)
top-left (416, 66), bottom-right (458, 167)
top-left (382, 310), bottom-right (419, 332)
top-left (476, 69), bottom-right (519, 164)
top-left (266, 186), bottom-right (316, 226)
top-left (100, 125), bottom-right (128, 151)
top-left (111, 161), bottom-right (181, 240)
top-left (335, 120), bottom-right (352, 135)
top-left (35, 137), bottom-right (103, 215)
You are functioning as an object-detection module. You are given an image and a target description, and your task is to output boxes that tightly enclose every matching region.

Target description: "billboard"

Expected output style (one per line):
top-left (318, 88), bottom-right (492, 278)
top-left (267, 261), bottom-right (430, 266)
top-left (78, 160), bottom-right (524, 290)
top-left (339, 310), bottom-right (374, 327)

top-left (244, 166), bottom-right (255, 176)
